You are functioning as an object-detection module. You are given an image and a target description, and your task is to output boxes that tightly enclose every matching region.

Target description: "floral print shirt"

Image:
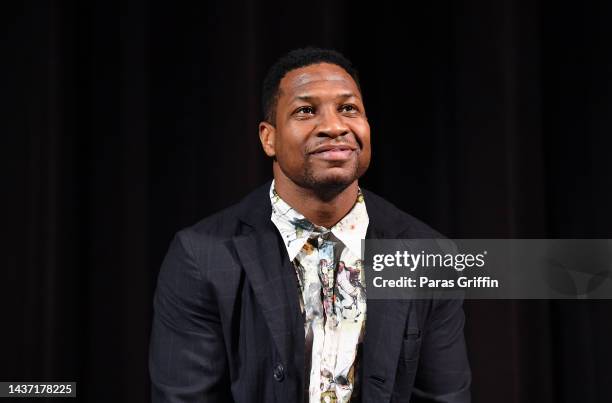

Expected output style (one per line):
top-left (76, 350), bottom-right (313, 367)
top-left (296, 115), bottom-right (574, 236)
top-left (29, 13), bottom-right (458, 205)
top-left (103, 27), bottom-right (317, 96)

top-left (269, 180), bottom-right (369, 403)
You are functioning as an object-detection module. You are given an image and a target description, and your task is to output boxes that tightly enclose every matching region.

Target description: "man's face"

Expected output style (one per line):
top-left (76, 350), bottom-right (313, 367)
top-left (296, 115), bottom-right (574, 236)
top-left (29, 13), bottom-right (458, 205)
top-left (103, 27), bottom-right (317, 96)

top-left (259, 63), bottom-right (371, 192)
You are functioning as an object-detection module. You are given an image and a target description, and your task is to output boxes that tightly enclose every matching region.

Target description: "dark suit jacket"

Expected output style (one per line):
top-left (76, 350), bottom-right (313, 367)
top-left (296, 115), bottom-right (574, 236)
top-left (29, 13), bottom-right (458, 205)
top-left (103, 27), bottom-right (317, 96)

top-left (149, 181), bottom-right (471, 402)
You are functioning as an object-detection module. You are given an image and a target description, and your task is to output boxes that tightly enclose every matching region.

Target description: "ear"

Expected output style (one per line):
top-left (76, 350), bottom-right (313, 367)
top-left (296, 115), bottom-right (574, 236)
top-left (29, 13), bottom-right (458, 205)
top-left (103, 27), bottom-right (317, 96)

top-left (259, 121), bottom-right (276, 158)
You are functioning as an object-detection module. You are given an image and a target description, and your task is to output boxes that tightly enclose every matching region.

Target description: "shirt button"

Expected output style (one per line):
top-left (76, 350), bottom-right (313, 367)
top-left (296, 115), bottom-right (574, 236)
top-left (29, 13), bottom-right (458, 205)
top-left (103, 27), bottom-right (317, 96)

top-left (273, 363), bottom-right (285, 382)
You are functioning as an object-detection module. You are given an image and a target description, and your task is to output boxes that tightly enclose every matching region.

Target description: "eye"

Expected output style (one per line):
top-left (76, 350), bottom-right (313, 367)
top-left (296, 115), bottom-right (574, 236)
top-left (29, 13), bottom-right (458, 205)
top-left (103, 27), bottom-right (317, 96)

top-left (295, 106), bottom-right (315, 115)
top-left (340, 104), bottom-right (358, 113)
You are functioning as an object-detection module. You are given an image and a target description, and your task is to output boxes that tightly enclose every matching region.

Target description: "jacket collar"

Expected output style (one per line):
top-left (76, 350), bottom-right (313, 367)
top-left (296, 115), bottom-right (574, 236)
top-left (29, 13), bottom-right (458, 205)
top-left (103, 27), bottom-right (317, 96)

top-left (235, 180), bottom-right (405, 237)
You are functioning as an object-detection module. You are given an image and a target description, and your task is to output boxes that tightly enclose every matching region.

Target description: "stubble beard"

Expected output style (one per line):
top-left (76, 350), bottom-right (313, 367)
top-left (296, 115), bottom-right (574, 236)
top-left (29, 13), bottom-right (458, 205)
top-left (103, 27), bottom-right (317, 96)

top-left (298, 157), bottom-right (362, 202)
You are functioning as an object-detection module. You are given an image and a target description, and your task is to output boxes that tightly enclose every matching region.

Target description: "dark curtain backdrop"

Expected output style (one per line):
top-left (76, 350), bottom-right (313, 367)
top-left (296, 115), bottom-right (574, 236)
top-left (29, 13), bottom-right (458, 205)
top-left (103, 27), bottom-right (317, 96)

top-left (3, 1), bottom-right (612, 402)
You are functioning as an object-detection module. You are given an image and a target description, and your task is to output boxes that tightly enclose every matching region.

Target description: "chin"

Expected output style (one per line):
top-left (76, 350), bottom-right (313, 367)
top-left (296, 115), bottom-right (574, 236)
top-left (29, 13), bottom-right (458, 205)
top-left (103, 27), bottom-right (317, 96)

top-left (304, 168), bottom-right (359, 193)
top-left (317, 173), bottom-right (355, 187)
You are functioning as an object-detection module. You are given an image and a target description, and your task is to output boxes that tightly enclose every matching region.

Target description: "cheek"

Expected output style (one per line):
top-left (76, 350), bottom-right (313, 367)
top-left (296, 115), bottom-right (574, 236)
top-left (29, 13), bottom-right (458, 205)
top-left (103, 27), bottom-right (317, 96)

top-left (354, 121), bottom-right (371, 150)
top-left (359, 147), bottom-right (372, 167)
top-left (275, 134), bottom-right (305, 168)
top-left (355, 122), bottom-right (372, 165)
top-left (276, 125), bottom-right (309, 157)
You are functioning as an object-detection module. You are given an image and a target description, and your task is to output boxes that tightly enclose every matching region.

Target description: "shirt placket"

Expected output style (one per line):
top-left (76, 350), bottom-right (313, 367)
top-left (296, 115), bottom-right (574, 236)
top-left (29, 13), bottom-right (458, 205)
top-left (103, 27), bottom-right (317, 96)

top-left (315, 231), bottom-right (342, 402)
top-left (317, 232), bottom-right (337, 321)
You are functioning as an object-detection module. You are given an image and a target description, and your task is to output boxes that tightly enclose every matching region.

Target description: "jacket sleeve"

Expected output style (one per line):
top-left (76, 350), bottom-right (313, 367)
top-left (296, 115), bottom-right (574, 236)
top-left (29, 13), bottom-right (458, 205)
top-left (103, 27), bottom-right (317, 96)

top-left (149, 230), bottom-right (232, 402)
top-left (410, 296), bottom-right (472, 403)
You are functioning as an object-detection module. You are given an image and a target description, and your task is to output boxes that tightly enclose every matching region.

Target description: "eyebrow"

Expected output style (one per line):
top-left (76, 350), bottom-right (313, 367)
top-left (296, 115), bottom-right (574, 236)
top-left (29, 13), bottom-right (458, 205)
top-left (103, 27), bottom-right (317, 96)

top-left (292, 92), bottom-right (357, 102)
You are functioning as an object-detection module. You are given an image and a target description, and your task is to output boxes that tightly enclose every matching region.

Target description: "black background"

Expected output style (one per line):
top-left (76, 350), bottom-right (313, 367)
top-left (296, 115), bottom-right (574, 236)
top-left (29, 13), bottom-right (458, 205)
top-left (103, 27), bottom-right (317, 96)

top-left (3, 1), bottom-right (612, 402)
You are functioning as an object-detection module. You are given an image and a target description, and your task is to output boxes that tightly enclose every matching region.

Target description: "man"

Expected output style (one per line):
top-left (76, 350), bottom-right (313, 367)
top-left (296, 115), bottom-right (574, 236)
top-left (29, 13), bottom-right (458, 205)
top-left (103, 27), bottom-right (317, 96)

top-left (149, 47), bottom-right (471, 402)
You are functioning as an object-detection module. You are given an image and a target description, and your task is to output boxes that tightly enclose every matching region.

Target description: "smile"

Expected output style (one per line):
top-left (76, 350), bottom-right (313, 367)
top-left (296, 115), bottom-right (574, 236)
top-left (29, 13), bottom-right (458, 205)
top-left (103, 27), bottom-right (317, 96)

top-left (311, 147), bottom-right (355, 161)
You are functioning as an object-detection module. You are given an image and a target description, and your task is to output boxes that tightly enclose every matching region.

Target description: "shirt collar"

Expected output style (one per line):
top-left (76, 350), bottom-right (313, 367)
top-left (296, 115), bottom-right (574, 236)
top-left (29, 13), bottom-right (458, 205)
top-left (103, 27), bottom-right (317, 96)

top-left (269, 179), bottom-right (369, 261)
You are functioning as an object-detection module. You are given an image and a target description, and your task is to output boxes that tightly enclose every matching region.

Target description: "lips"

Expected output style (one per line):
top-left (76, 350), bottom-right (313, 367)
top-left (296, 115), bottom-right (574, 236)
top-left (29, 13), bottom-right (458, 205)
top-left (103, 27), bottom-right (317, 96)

top-left (310, 144), bottom-right (357, 161)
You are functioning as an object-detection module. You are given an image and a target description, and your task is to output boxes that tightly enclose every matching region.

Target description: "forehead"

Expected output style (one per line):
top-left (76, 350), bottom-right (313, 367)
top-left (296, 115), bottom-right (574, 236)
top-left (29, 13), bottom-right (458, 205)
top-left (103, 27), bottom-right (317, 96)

top-left (278, 63), bottom-right (361, 99)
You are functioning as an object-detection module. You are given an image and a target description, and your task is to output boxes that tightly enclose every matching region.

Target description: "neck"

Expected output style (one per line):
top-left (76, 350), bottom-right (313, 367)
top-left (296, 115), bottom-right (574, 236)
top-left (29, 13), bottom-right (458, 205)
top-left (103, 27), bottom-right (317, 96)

top-left (273, 168), bottom-right (358, 229)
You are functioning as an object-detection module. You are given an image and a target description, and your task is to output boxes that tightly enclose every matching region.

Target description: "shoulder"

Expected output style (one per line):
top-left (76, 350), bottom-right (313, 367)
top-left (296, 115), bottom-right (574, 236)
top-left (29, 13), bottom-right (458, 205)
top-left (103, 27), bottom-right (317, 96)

top-left (183, 203), bottom-right (243, 240)
top-left (361, 188), bottom-right (445, 238)
top-left (174, 180), bottom-right (271, 248)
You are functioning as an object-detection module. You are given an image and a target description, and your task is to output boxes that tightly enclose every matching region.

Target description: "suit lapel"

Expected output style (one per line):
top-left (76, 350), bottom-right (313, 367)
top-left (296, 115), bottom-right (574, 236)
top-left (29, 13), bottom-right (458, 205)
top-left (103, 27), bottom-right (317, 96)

top-left (232, 182), bottom-right (303, 368)
top-left (233, 227), bottom-right (303, 365)
top-left (360, 192), bottom-right (413, 402)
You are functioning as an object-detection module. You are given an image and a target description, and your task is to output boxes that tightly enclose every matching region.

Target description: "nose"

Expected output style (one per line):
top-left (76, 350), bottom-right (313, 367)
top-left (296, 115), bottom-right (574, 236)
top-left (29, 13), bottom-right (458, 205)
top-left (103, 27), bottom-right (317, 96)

top-left (316, 107), bottom-right (349, 139)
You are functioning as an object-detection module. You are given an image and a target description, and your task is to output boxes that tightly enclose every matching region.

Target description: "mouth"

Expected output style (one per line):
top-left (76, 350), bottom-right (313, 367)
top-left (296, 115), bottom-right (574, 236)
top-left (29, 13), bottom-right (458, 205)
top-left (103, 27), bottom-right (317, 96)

top-left (310, 144), bottom-right (357, 161)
